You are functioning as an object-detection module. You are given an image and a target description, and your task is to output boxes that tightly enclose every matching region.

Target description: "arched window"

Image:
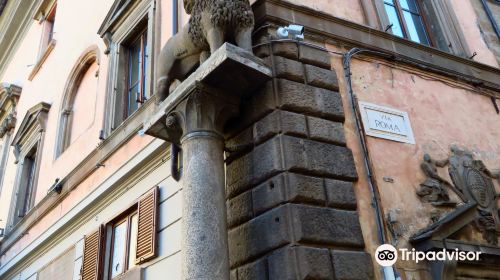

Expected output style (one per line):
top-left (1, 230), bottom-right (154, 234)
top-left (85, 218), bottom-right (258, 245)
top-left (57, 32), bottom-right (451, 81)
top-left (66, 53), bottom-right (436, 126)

top-left (56, 46), bottom-right (100, 157)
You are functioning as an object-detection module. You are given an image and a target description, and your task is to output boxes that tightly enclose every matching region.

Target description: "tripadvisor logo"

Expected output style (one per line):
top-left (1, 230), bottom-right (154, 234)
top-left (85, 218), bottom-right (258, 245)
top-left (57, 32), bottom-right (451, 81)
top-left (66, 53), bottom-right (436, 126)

top-left (375, 244), bottom-right (481, 266)
top-left (375, 244), bottom-right (398, 266)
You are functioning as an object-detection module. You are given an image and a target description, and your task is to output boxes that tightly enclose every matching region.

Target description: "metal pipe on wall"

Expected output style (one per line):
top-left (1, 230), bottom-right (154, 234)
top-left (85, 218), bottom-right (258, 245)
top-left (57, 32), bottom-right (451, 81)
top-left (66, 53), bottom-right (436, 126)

top-left (173, 0), bottom-right (179, 34)
top-left (343, 48), bottom-right (398, 280)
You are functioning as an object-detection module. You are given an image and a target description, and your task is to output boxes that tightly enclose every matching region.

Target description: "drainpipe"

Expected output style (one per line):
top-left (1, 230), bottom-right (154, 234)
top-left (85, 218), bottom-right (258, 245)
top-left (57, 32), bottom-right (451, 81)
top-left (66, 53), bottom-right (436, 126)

top-left (343, 48), bottom-right (397, 280)
top-left (173, 0), bottom-right (179, 35)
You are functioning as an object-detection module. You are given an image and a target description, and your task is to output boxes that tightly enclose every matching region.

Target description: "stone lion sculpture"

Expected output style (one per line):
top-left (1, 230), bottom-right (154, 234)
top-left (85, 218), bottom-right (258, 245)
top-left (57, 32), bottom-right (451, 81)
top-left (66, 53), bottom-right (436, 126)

top-left (156, 0), bottom-right (255, 102)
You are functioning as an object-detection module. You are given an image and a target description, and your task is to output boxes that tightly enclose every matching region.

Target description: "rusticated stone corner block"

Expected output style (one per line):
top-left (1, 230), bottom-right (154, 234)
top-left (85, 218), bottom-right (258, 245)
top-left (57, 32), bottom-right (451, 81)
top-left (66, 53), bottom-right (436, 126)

top-left (228, 206), bottom-right (291, 267)
top-left (228, 75), bottom-right (344, 139)
top-left (227, 190), bottom-right (254, 228)
top-left (282, 136), bottom-right (358, 180)
top-left (236, 258), bottom-right (268, 280)
top-left (268, 246), bottom-right (334, 280)
top-left (227, 110), bottom-right (343, 160)
top-left (226, 110), bottom-right (346, 159)
top-left (227, 203), bottom-right (365, 269)
top-left (298, 44), bottom-right (332, 69)
top-left (325, 179), bottom-right (357, 210)
top-left (226, 137), bottom-right (283, 197)
top-left (331, 250), bottom-right (374, 280)
top-left (291, 205), bottom-right (365, 247)
top-left (265, 55), bottom-right (337, 91)
top-left (251, 173), bottom-right (288, 216)
top-left (277, 79), bottom-right (344, 122)
top-left (305, 64), bottom-right (339, 91)
top-left (286, 173), bottom-right (325, 204)
top-left (252, 41), bottom-right (333, 70)
top-left (227, 172), bottom-right (360, 228)
top-left (268, 56), bottom-right (305, 83)
top-left (226, 135), bottom-right (357, 198)
top-left (307, 116), bottom-right (346, 146)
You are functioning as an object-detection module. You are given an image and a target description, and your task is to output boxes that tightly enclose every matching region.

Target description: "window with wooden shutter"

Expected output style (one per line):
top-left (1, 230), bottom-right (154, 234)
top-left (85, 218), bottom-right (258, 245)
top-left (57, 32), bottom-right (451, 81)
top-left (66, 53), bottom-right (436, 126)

top-left (135, 186), bottom-right (158, 264)
top-left (81, 225), bottom-right (105, 280)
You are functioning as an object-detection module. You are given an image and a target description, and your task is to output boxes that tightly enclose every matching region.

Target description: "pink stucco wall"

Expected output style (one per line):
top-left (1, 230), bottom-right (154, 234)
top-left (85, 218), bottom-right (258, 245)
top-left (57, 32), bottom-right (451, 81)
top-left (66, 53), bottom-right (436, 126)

top-left (328, 45), bottom-right (500, 278)
top-left (448, 0), bottom-right (499, 67)
top-left (69, 61), bottom-right (99, 145)
top-left (280, 0), bottom-right (366, 25)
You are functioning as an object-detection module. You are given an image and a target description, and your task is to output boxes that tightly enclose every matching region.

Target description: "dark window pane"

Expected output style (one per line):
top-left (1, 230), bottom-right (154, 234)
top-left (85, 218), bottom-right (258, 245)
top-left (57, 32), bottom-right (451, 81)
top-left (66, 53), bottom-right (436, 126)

top-left (384, 4), bottom-right (404, 37)
top-left (142, 34), bottom-right (148, 98)
top-left (399, 0), bottom-right (419, 13)
top-left (384, 0), bottom-right (395, 4)
top-left (111, 221), bottom-right (127, 278)
top-left (128, 43), bottom-right (141, 86)
top-left (21, 154), bottom-right (36, 215)
top-left (128, 83), bottom-right (140, 115)
top-left (403, 11), bottom-right (430, 45)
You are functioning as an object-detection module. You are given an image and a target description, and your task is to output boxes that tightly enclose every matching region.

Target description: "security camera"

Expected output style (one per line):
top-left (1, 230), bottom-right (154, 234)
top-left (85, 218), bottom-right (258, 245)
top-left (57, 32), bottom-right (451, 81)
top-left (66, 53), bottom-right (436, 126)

top-left (47, 178), bottom-right (63, 195)
top-left (287, 24), bottom-right (304, 36)
top-left (276, 24), bottom-right (305, 41)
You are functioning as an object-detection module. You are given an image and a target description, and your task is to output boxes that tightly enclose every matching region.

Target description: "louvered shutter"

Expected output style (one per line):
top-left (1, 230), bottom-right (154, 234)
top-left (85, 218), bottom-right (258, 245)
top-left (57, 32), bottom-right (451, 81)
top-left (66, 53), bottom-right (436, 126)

top-left (135, 186), bottom-right (159, 264)
top-left (81, 226), bottom-right (105, 280)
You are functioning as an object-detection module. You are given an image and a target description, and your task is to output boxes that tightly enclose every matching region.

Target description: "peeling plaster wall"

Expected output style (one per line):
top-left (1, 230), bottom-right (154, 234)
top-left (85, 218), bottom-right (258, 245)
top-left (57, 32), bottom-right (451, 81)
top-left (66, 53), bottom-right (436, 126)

top-left (328, 45), bottom-right (500, 279)
top-left (283, 0), bottom-right (366, 25)
top-left (469, 0), bottom-right (500, 66)
top-left (448, 0), bottom-right (499, 67)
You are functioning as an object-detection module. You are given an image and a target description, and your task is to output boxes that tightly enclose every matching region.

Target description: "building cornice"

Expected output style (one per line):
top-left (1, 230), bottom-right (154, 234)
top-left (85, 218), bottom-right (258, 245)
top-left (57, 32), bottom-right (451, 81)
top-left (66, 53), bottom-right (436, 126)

top-left (253, 0), bottom-right (500, 92)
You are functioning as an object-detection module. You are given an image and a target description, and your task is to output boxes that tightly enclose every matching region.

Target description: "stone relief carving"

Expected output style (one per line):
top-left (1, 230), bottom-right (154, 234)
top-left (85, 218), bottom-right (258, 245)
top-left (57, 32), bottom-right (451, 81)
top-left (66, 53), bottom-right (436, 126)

top-left (416, 154), bottom-right (453, 205)
top-left (416, 146), bottom-right (500, 245)
top-left (155, 0), bottom-right (254, 103)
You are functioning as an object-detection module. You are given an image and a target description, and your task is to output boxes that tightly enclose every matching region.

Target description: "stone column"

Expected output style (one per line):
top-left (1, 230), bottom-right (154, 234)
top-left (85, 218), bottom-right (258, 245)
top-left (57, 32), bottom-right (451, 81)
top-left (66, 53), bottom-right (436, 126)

top-left (166, 86), bottom-right (239, 280)
top-left (143, 43), bottom-right (271, 280)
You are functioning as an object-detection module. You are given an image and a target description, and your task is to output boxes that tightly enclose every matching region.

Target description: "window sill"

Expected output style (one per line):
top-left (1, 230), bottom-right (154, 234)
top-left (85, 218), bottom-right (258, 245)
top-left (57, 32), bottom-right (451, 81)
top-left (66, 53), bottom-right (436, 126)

top-left (112, 267), bottom-right (143, 280)
top-left (28, 39), bottom-right (56, 81)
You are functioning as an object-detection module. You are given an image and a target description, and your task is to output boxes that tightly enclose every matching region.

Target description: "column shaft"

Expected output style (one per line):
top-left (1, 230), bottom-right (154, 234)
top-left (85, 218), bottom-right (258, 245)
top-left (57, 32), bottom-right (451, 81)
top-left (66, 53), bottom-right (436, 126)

top-left (181, 131), bottom-right (229, 280)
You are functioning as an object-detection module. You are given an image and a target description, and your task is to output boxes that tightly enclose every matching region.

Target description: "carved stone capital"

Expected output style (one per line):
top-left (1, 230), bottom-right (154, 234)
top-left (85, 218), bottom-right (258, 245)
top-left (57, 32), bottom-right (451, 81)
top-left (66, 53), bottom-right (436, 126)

top-left (165, 83), bottom-right (239, 145)
top-left (144, 43), bottom-right (271, 143)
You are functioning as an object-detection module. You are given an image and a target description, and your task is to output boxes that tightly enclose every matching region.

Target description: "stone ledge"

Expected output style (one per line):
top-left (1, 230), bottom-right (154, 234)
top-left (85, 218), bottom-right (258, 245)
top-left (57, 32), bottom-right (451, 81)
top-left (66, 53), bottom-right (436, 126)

top-left (143, 43), bottom-right (271, 141)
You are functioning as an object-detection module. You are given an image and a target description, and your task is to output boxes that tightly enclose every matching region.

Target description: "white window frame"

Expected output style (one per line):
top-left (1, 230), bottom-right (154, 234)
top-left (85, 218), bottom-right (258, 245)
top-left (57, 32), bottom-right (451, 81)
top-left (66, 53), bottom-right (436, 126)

top-left (99, 0), bottom-right (156, 135)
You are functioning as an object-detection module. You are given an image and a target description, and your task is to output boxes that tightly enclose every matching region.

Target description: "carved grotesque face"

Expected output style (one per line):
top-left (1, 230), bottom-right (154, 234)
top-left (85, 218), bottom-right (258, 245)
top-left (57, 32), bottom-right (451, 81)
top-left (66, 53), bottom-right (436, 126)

top-left (184, 0), bottom-right (194, 14)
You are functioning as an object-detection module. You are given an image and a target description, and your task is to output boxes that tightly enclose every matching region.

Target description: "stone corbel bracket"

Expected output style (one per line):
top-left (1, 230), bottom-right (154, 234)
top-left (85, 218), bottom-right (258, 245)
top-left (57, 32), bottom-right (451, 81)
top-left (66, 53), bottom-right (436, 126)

top-left (144, 43), bottom-right (272, 143)
top-left (0, 83), bottom-right (22, 138)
